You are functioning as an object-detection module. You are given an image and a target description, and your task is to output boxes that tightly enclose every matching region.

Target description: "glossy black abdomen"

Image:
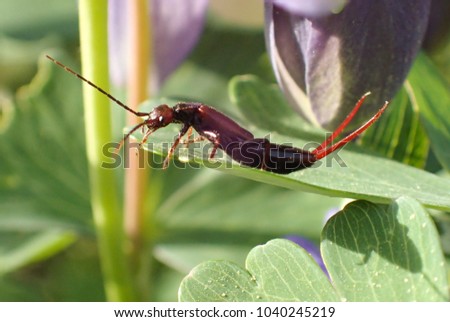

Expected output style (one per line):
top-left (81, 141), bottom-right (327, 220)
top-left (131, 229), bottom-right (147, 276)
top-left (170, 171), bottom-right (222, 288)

top-left (225, 138), bottom-right (317, 174)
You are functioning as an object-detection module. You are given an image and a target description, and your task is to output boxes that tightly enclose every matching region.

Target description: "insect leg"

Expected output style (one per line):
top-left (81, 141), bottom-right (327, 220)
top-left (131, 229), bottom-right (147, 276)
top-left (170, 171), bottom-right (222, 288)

top-left (139, 128), bottom-right (156, 149)
top-left (115, 121), bottom-right (147, 153)
top-left (163, 124), bottom-right (191, 169)
top-left (208, 135), bottom-right (221, 159)
top-left (180, 127), bottom-right (194, 146)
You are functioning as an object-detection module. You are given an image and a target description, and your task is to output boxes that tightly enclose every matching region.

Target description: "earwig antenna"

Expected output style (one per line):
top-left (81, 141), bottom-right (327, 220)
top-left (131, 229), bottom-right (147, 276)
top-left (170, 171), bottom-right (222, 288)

top-left (45, 55), bottom-right (148, 117)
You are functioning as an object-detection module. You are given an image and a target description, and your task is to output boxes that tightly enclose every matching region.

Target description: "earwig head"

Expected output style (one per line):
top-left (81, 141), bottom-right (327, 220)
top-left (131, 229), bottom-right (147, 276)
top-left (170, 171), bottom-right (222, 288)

top-left (116, 104), bottom-right (175, 152)
top-left (145, 104), bottom-right (174, 130)
top-left (44, 55), bottom-right (178, 153)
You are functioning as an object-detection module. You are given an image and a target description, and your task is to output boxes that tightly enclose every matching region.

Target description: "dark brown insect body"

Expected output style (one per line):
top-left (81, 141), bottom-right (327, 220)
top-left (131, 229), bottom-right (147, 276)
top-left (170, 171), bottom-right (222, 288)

top-left (47, 55), bottom-right (388, 174)
top-left (141, 103), bottom-right (317, 173)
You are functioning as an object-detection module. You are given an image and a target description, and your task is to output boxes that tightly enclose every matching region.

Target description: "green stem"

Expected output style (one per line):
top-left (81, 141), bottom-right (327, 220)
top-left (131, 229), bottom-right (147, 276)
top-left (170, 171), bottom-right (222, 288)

top-left (78, 0), bottom-right (137, 301)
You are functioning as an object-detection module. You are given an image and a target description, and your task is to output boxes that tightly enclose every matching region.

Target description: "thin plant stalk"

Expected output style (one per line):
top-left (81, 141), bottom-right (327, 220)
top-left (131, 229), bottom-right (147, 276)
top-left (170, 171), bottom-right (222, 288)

top-left (124, 0), bottom-right (153, 300)
top-left (78, 0), bottom-right (137, 301)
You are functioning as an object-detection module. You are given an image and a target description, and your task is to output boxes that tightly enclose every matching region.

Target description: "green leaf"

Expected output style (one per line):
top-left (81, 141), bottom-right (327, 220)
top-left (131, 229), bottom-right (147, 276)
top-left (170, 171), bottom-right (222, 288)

top-left (228, 75), bottom-right (321, 138)
top-left (156, 171), bottom-right (338, 237)
top-left (0, 53), bottom-right (91, 226)
top-left (179, 239), bottom-right (339, 302)
top-left (407, 52), bottom-right (450, 171)
top-left (0, 35), bottom-right (63, 88)
top-left (360, 87), bottom-right (429, 168)
top-left (321, 197), bottom-right (449, 301)
top-left (0, 0), bottom-right (78, 39)
top-left (180, 197), bottom-right (449, 302)
top-left (153, 170), bottom-right (341, 273)
top-left (0, 229), bottom-right (76, 275)
top-left (136, 79), bottom-right (450, 211)
top-left (0, 52), bottom-right (92, 272)
top-left (0, 239), bottom-right (106, 301)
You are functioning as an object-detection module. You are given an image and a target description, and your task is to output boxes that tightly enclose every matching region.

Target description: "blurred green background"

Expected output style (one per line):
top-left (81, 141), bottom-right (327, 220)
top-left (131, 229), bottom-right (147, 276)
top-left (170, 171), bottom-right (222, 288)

top-left (0, 0), bottom-right (449, 301)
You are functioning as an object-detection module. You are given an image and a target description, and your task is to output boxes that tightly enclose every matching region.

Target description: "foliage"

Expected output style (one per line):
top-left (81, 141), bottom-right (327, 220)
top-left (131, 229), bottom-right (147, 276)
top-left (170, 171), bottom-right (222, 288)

top-left (0, 0), bottom-right (449, 302)
top-left (180, 198), bottom-right (447, 302)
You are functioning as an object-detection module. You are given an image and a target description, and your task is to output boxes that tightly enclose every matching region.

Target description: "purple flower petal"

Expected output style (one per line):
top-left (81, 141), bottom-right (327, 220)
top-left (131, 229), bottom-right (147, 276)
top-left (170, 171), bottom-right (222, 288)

top-left (150, 0), bottom-right (208, 91)
top-left (284, 235), bottom-right (328, 275)
top-left (108, 0), bottom-right (129, 87)
top-left (323, 207), bottom-right (340, 224)
top-left (268, 0), bottom-right (348, 17)
top-left (265, 0), bottom-right (431, 129)
top-left (108, 0), bottom-right (208, 92)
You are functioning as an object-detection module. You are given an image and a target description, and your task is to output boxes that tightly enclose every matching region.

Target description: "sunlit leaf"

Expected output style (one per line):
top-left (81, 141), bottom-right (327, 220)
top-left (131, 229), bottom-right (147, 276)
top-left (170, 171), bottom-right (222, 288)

top-left (179, 239), bottom-right (338, 301)
top-left (322, 197), bottom-right (448, 301)
top-left (180, 197), bottom-right (449, 302)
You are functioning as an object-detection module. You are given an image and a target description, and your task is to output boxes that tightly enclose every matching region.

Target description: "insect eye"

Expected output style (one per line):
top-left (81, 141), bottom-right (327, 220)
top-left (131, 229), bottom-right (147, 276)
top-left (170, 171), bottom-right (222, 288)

top-left (158, 116), bottom-right (164, 122)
